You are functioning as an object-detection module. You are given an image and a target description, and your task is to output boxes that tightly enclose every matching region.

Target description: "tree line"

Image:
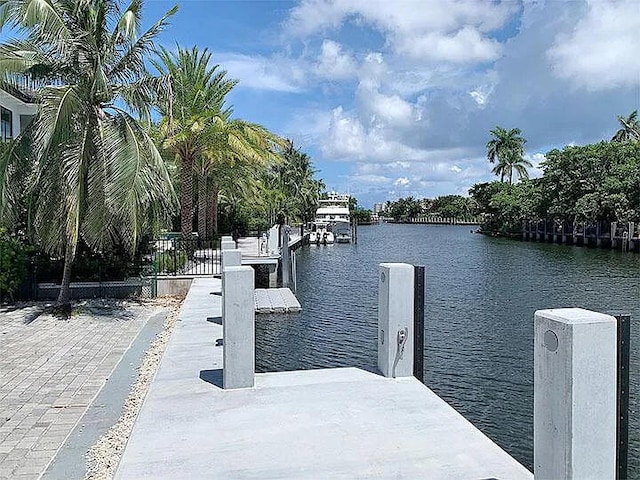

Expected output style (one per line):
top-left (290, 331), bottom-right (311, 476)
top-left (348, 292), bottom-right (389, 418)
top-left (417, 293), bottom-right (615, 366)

top-left (472, 111), bottom-right (639, 235)
top-left (380, 110), bottom-right (639, 234)
top-left (0, 0), bottom-right (323, 310)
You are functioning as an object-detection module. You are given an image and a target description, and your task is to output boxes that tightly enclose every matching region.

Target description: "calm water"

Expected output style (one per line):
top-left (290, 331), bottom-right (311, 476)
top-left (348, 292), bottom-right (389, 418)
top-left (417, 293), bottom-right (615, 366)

top-left (255, 223), bottom-right (640, 474)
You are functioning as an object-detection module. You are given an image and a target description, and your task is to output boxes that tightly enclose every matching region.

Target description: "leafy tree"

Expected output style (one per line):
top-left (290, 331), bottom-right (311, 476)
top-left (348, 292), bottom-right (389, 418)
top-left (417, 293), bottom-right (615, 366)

top-left (430, 195), bottom-right (472, 218)
top-left (612, 110), bottom-right (639, 142)
top-left (541, 141), bottom-right (640, 222)
top-left (0, 228), bottom-right (27, 302)
top-left (0, 0), bottom-right (177, 312)
top-left (486, 127), bottom-right (528, 183)
top-left (352, 207), bottom-right (372, 224)
top-left (263, 140), bottom-right (324, 225)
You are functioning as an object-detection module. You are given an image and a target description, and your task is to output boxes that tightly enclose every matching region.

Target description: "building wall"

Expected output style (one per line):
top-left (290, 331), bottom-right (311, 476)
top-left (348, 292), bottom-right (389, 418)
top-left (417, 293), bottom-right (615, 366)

top-left (0, 89), bottom-right (38, 139)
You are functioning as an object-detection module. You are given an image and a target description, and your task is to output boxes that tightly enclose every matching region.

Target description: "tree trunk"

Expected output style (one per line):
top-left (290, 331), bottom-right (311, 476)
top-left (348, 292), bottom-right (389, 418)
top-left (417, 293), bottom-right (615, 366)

top-left (210, 187), bottom-right (219, 235)
top-left (197, 173), bottom-right (207, 239)
top-left (180, 153), bottom-right (194, 239)
top-left (206, 185), bottom-right (214, 239)
top-left (55, 238), bottom-right (76, 315)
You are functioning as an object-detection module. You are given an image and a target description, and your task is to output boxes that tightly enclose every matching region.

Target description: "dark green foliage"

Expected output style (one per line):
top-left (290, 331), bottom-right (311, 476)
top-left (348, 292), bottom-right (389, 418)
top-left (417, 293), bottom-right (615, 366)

top-left (0, 229), bottom-right (28, 301)
top-left (470, 140), bottom-right (640, 233)
top-left (154, 250), bottom-right (188, 275)
top-left (384, 195), bottom-right (474, 221)
top-left (33, 241), bottom-right (149, 282)
top-left (352, 208), bottom-right (372, 224)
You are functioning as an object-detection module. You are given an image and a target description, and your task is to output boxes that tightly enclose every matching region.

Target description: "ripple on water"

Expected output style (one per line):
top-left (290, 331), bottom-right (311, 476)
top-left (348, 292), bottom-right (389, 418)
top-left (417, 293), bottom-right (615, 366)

top-left (255, 224), bottom-right (640, 474)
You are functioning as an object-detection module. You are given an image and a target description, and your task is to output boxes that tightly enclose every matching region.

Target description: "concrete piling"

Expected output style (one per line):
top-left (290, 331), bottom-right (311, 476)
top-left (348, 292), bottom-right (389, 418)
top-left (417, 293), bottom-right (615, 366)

top-left (222, 266), bottom-right (255, 389)
top-left (534, 308), bottom-right (617, 480)
top-left (378, 263), bottom-right (414, 378)
top-left (221, 249), bottom-right (242, 270)
top-left (221, 239), bottom-right (236, 251)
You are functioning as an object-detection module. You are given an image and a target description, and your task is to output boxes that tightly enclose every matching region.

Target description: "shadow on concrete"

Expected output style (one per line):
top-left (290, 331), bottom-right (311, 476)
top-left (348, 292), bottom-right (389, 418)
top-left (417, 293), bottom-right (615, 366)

top-left (206, 316), bottom-right (222, 325)
top-left (210, 291), bottom-right (222, 296)
top-left (199, 369), bottom-right (223, 388)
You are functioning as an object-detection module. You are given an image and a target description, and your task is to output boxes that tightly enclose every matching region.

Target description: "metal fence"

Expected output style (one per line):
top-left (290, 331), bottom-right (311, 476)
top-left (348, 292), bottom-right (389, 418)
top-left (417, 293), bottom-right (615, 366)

top-left (150, 238), bottom-right (221, 276)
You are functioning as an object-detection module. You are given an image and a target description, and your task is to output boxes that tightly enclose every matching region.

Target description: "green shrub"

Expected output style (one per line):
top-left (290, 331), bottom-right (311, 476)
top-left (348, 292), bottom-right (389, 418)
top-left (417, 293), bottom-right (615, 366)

top-left (154, 250), bottom-right (188, 274)
top-left (0, 229), bottom-right (28, 301)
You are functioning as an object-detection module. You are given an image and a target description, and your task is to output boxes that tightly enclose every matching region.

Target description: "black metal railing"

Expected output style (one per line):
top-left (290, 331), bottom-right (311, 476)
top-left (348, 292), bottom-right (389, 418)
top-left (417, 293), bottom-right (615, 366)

top-left (149, 238), bottom-right (221, 276)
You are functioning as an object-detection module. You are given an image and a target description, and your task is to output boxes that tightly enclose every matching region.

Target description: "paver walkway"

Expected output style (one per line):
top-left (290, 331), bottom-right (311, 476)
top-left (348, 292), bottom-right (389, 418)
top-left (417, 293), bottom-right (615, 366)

top-left (0, 301), bottom-right (159, 479)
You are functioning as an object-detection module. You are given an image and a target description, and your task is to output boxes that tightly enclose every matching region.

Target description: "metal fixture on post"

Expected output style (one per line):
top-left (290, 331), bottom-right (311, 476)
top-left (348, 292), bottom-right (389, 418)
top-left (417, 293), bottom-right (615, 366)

top-left (413, 265), bottom-right (425, 384)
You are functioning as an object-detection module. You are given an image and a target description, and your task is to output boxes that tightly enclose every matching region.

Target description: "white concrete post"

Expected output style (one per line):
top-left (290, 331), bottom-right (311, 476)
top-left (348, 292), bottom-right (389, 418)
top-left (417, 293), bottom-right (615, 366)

top-left (222, 266), bottom-right (255, 389)
top-left (221, 235), bottom-right (233, 242)
top-left (268, 225), bottom-right (279, 254)
top-left (534, 308), bottom-right (617, 480)
top-left (378, 263), bottom-right (414, 378)
top-left (221, 240), bottom-right (236, 251)
top-left (222, 249), bottom-right (242, 270)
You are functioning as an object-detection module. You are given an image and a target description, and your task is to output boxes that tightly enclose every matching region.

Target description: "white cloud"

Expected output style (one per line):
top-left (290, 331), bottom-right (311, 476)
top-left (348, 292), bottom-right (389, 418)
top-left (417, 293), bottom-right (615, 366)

top-left (315, 40), bottom-right (357, 79)
top-left (525, 153), bottom-right (546, 179)
top-left (450, 165), bottom-right (462, 173)
top-left (350, 174), bottom-right (391, 185)
top-left (216, 53), bottom-right (305, 92)
top-left (395, 26), bottom-right (501, 63)
top-left (547, 0), bottom-right (640, 91)
top-left (394, 177), bottom-right (410, 186)
top-left (286, 0), bottom-right (516, 64)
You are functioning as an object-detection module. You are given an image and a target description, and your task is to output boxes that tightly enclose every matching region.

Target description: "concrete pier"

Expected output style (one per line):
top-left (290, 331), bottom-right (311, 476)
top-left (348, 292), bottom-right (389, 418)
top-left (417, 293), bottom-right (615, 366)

top-left (115, 277), bottom-right (531, 480)
top-left (378, 263), bottom-right (414, 378)
top-left (534, 308), bottom-right (617, 480)
top-left (222, 266), bottom-right (255, 389)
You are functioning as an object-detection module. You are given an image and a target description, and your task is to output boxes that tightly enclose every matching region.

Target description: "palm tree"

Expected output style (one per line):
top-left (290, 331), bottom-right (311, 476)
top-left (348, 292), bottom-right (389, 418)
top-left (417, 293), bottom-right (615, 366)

top-left (612, 110), bottom-right (639, 142)
top-left (154, 46), bottom-right (237, 239)
top-left (486, 127), bottom-right (527, 182)
top-left (0, 0), bottom-right (177, 312)
top-left (199, 115), bottom-right (282, 237)
top-left (491, 152), bottom-right (533, 185)
top-left (277, 140), bottom-right (324, 223)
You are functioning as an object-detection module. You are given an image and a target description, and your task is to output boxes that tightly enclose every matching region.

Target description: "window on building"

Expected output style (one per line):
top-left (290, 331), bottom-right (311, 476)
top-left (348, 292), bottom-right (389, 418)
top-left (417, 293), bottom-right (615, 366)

top-left (1, 107), bottom-right (12, 141)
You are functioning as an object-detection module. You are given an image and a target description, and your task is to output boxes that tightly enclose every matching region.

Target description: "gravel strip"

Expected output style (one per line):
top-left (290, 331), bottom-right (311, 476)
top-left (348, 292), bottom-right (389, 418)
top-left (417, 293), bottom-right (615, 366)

top-left (84, 298), bottom-right (182, 480)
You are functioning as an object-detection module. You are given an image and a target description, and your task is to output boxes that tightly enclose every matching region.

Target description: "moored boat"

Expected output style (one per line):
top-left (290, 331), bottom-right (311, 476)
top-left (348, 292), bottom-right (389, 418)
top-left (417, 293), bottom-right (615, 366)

top-left (309, 193), bottom-right (352, 244)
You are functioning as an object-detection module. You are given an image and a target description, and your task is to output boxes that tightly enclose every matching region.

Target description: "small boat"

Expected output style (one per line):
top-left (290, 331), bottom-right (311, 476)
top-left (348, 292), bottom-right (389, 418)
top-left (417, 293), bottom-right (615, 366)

top-left (309, 224), bottom-right (334, 245)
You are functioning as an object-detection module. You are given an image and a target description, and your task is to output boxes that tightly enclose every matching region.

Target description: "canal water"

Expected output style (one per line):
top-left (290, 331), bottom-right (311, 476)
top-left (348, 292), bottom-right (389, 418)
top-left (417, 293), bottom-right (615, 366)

top-left (255, 223), bottom-right (640, 474)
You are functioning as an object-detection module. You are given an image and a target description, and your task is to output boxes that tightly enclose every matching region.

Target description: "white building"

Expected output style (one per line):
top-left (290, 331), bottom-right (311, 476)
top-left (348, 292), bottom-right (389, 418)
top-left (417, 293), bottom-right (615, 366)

top-left (0, 81), bottom-right (38, 141)
top-left (373, 202), bottom-right (388, 215)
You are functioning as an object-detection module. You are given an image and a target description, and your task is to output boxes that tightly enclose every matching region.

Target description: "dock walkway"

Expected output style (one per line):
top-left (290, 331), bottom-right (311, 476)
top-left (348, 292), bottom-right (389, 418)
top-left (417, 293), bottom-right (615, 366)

top-left (115, 278), bottom-right (532, 479)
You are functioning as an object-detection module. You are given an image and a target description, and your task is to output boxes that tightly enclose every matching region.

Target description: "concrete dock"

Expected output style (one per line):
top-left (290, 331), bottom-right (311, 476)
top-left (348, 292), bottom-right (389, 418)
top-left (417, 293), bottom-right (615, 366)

top-left (115, 278), bottom-right (531, 479)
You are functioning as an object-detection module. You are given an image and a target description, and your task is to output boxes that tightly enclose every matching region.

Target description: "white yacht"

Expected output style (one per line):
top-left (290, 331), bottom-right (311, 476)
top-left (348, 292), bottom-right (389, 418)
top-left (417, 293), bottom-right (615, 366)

top-left (309, 193), bottom-right (352, 244)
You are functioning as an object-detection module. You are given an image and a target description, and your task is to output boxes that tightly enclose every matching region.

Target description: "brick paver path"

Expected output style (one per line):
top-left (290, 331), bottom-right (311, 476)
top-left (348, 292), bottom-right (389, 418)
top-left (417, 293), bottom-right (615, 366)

top-left (0, 302), bottom-right (156, 479)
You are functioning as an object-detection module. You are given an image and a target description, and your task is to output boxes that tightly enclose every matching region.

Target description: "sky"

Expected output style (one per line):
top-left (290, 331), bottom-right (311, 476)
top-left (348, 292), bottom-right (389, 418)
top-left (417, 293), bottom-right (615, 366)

top-left (64, 1), bottom-right (640, 207)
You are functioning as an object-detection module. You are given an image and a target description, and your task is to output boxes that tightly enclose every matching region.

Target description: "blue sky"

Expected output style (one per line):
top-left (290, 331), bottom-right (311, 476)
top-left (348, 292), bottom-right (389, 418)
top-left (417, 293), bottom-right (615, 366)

top-left (93, 1), bottom-right (640, 207)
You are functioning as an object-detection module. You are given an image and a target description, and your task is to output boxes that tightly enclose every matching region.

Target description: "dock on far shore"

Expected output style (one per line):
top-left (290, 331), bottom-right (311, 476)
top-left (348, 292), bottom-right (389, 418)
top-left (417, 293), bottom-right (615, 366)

top-left (114, 276), bottom-right (532, 480)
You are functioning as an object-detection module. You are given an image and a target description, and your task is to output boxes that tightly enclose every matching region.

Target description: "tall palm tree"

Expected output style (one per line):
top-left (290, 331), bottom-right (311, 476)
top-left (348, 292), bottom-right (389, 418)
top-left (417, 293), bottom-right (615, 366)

top-left (0, 0), bottom-right (177, 312)
top-left (154, 46), bottom-right (237, 239)
top-left (275, 140), bottom-right (323, 223)
top-left (199, 115), bottom-right (282, 237)
top-left (486, 127), bottom-right (527, 182)
top-left (612, 110), bottom-right (639, 142)
top-left (491, 153), bottom-right (533, 185)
